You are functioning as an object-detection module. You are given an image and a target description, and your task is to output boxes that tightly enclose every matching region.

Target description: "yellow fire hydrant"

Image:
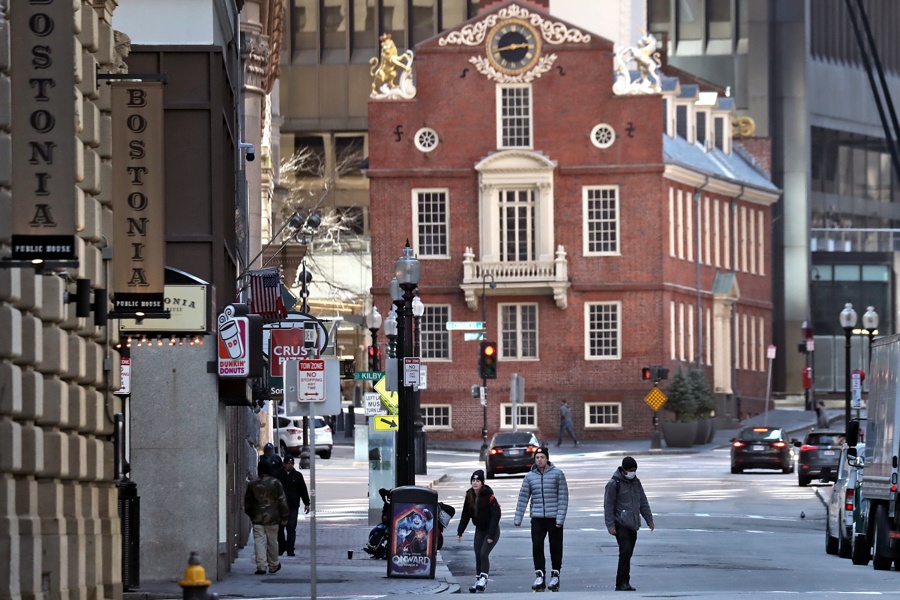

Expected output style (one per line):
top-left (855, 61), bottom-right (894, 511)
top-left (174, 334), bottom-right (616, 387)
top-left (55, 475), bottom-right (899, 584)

top-left (179, 552), bottom-right (217, 600)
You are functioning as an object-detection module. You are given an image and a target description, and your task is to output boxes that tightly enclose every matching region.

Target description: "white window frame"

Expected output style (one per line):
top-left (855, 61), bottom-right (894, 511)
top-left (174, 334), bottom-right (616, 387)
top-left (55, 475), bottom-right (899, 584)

top-left (713, 198), bottom-right (721, 267)
top-left (686, 189), bottom-right (693, 262)
top-left (499, 303), bottom-right (539, 360)
top-left (584, 301), bottom-right (622, 360)
top-left (758, 211), bottom-right (765, 276)
top-left (723, 202), bottom-right (731, 268)
top-left (422, 404), bottom-right (452, 431)
top-left (498, 189), bottom-right (537, 262)
top-left (678, 302), bottom-right (686, 361)
top-left (583, 185), bottom-right (620, 256)
top-left (670, 301), bottom-right (677, 360)
top-left (676, 189), bottom-right (685, 259)
top-left (420, 305), bottom-right (452, 361)
top-left (496, 84), bottom-right (533, 149)
top-left (500, 402), bottom-right (537, 430)
top-left (668, 187), bottom-right (676, 257)
top-left (703, 196), bottom-right (710, 265)
top-left (584, 402), bottom-right (622, 429)
top-left (412, 188), bottom-right (450, 259)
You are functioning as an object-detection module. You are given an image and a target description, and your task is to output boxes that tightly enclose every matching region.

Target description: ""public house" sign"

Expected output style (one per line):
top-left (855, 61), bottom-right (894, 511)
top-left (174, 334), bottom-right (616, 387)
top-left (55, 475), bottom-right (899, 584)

top-left (111, 82), bottom-right (166, 313)
top-left (10, 0), bottom-right (78, 261)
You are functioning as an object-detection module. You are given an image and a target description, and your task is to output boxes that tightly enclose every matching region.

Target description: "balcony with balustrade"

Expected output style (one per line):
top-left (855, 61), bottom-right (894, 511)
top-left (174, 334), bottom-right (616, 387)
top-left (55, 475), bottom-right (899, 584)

top-left (459, 246), bottom-right (570, 310)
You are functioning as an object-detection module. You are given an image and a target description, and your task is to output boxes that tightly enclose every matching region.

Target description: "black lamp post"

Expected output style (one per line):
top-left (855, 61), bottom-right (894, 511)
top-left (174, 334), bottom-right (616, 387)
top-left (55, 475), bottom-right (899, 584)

top-left (394, 241), bottom-right (421, 488)
top-left (384, 308), bottom-right (398, 359)
top-left (412, 295), bottom-right (427, 475)
top-left (295, 213), bottom-right (320, 469)
top-left (863, 306), bottom-right (879, 372)
top-left (367, 305), bottom-right (382, 371)
top-left (479, 273), bottom-right (496, 462)
top-left (840, 302), bottom-right (858, 432)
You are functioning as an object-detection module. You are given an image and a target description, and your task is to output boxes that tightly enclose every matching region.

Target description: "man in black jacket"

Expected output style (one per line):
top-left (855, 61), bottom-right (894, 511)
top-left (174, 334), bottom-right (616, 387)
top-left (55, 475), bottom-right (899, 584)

top-left (604, 456), bottom-right (654, 591)
top-left (275, 455), bottom-right (310, 556)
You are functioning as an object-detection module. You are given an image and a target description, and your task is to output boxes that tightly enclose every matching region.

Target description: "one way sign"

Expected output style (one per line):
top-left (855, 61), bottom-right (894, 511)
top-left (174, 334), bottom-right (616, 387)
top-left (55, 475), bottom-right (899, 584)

top-left (374, 415), bottom-right (399, 431)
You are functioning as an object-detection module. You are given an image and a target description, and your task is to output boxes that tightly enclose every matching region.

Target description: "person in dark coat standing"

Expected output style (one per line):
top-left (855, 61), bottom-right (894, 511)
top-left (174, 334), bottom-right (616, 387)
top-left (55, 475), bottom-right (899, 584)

top-left (275, 455), bottom-right (310, 556)
top-left (557, 399), bottom-right (579, 447)
top-left (514, 446), bottom-right (569, 592)
top-left (604, 456), bottom-right (654, 591)
top-left (456, 469), bottom-right (501, 593)
top-left (245, 460), bottom-right (289, 574)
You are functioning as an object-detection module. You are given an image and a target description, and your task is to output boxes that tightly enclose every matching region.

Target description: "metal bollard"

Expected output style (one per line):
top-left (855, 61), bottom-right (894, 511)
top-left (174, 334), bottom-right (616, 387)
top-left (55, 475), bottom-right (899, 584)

top-left (179, 552), bottom-right (217, 600)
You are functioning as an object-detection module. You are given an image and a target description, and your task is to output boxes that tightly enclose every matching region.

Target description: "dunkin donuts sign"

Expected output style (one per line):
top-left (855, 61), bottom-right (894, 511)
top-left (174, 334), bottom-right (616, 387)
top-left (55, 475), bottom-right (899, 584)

top-left (218, 305), bottom-right (250, 377)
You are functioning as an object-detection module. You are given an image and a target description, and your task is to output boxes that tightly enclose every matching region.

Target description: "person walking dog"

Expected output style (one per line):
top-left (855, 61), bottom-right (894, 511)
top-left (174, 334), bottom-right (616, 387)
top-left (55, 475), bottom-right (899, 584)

top-left (514, 447), bottom-right (569, 592)
top-left (456, 469), bottom-right (501, 593)
top-left (604, 456), bottom-right (654, 591)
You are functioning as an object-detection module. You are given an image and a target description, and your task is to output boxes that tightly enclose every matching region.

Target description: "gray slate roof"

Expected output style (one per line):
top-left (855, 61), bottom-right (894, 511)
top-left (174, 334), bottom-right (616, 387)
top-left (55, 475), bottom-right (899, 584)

top-left (663, 134), bottom-right (780, 194)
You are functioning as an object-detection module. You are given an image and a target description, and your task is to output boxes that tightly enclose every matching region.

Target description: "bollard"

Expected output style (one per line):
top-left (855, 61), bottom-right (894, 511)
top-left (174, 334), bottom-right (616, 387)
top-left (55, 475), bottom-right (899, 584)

top-left (179, 552), bottom-right (217, 600)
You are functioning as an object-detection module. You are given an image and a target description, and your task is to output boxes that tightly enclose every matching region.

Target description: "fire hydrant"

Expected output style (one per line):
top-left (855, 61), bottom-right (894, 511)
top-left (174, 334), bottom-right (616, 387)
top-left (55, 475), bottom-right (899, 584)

top-left (179, 552), bottom-right (217, 600)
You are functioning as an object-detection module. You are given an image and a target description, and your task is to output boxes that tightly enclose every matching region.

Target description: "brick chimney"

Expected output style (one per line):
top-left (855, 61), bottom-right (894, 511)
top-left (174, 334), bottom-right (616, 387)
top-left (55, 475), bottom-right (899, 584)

top-left (479, 0), bottom-right (548, 13)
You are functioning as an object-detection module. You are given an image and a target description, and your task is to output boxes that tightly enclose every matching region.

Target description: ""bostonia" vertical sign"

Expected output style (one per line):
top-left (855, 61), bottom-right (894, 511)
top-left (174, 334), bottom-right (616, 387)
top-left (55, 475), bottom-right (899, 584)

top-left (111, 82), bottom-right (166, 313)
top-left (10, 0), bottom-right (78, 261)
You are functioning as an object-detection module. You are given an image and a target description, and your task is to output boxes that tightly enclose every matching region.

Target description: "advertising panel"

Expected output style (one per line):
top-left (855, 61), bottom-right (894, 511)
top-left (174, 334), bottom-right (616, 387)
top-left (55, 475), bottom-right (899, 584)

top-left (218, 306), bottom-right (250, 377)
top-left (10, 0), bottom-right (77, 260)
top-left (111, 82), bottom-right (166, 313)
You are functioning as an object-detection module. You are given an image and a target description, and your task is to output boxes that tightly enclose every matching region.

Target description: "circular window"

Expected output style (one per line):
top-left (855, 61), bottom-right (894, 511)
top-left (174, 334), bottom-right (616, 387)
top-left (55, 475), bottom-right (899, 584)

top-left (590, 123), bottom-right (616, 149)
top-left (414, 127), bottom-right (439, 153)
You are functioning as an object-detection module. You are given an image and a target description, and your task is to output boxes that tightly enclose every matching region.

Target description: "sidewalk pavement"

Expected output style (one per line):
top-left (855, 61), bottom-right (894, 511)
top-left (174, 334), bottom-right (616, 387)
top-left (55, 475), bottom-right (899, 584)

top-left (126, 406), bottom-right (835, 600)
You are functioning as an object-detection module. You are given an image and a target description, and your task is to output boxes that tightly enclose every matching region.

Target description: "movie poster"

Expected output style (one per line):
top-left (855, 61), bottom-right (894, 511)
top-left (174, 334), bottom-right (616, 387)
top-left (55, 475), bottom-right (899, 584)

top-left (388, 502), bottom-right (437, 578)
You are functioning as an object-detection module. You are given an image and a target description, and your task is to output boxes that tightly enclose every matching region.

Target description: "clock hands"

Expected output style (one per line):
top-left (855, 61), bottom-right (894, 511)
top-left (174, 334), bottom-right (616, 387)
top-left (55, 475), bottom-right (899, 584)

top-left (496, 42), bottom-right (530, 52)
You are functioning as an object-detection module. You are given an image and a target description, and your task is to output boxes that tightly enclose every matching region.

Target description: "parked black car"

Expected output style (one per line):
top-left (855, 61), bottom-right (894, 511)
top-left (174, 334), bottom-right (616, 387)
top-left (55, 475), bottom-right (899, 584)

top-left (485, 432), bottom-right (540, 478)
top-left (796, 429), bottom-right (844, 486)
top-left (730, 426), bottom-right (795, 474)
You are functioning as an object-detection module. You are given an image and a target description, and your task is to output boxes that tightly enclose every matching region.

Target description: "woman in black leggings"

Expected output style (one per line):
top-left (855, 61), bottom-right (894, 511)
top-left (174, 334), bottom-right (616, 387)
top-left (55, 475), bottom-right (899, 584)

top-left (456, 469), bottom-right (502, 593)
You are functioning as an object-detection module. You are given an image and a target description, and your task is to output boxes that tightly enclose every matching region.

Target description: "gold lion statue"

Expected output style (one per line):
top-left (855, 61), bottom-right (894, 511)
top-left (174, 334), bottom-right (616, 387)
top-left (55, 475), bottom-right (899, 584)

top-left (370, 34), bottom-right (414, 97)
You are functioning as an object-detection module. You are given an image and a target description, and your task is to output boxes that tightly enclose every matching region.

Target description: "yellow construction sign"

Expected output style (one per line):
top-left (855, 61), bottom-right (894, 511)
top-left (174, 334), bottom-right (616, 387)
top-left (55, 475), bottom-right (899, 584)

top-left (644, 386), bottom-right (667, 411)
top-left (374, 415), bottom-right (399, 431)
top-left (373, 376), bottom-right (399, 415)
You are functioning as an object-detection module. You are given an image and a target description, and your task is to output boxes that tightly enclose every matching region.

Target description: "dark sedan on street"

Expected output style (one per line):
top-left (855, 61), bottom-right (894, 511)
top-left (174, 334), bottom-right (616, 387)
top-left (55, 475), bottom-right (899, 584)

top-left (485, 432), bottom-right (541, 478)
top-left (796, 429), bottom-right (845, 486)
top-left (730, 426), bottom-right (795, 474)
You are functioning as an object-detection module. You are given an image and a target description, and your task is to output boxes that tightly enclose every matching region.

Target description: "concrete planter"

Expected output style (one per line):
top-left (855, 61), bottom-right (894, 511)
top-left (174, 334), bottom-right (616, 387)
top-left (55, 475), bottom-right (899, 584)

top-left (661, 420), bottom-right (697, 448)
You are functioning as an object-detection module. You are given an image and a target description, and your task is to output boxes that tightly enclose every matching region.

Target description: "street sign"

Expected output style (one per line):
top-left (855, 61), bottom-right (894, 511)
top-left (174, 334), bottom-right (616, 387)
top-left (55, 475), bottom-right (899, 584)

top-left (296, 359), bottom-right (325, 402)
top-left (767, 345), bottom-right (777, 359)
top-left (806, 339), bottom-right (815, 352)
top-left (404, 357), bottom-right (421, 387)
top-left (445, 321), bottom-right (485, 331)
top-left (644, 387), bottom-right (667, 411)
top-left (852, 369), bottom-right (863, 409)
top-left (464, 332), bottom-right (486, 341)
top-left (374, 415), bottom-right (399, 431)
top-left (373, 376), bottom-right (399, 414)
top-left (354, 371), bottom-right (385, 381)
top-left (365, 392), bottom-right (387, 416)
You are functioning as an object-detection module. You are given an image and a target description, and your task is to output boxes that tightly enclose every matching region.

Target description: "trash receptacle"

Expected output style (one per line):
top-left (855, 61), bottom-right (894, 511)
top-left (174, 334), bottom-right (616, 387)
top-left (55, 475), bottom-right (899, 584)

top-left (387, 486), bottom-right (438, 578)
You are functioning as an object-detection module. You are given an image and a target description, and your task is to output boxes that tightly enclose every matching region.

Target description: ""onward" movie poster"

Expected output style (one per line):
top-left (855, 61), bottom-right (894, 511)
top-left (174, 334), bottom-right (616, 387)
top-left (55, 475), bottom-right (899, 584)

top-left (387, 502), bottom-right (437, 578)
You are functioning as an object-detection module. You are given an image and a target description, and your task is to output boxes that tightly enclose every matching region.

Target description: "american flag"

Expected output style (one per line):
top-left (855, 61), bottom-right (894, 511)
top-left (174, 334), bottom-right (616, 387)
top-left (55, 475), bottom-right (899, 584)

top-left (249, 268), bottom-right (287, 318)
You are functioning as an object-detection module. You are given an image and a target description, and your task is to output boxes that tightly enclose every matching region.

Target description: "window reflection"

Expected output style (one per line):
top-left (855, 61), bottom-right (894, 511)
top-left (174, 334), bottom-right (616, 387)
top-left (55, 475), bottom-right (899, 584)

top-left (324, 0), bottom-right (347, 50)
top-left (353, 0), bottom-right (376, 50)
top-left (384, 0), bottom-right (407, 47)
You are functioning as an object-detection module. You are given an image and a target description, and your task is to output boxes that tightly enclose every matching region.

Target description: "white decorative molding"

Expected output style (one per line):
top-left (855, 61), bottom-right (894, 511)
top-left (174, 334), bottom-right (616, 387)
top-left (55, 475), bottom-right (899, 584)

top-left (590, 123), bottom-right (616, 149)
top-left (612, 33), bottom-right (662, 96)
top-left (414, 127), bottom-right (439, 152)
top-left (470, 54), bottom-right (557, 84)
top-left (438, 5), bottom-right (590, 47)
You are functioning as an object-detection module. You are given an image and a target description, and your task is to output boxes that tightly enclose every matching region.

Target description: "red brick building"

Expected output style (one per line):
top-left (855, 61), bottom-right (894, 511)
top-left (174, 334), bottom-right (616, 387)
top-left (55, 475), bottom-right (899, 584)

top-left (367, 0), bottom-right (780, 443)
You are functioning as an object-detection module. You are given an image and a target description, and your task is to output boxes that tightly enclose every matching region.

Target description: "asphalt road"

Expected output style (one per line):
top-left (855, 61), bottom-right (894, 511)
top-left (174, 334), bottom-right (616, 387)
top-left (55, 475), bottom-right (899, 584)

top-left (431, 447), bottom-right (900, 596)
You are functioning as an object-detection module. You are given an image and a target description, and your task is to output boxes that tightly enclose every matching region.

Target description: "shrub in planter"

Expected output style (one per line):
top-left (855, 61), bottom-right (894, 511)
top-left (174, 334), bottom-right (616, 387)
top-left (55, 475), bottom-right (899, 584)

top-left (663, 367), bottom-right (699, 423)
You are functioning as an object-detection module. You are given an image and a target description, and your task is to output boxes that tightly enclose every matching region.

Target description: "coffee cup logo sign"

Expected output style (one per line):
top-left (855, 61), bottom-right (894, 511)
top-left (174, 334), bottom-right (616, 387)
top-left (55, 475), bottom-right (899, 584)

top-left (218, 305), bottom-right (250, 377)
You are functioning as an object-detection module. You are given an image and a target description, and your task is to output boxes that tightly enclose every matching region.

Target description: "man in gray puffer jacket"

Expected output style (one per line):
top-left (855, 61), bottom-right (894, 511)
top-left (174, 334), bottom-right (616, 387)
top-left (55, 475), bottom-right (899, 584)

top-left (514, 446), bottom-right (568, 591)
top-left (604, 456), bottom-right (654, 591)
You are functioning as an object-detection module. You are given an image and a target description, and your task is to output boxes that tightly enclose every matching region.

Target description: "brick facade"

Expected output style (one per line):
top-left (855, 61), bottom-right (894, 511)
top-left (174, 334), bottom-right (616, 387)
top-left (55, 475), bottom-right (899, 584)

top-left (367, 1), bottom-right (778, 443)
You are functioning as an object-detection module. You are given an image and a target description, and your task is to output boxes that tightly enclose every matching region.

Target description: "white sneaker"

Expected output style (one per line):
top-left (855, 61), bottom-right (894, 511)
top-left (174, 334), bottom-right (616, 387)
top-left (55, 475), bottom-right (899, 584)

top-left (475, 573), bottom-right (487, 592)
top-left (548, 570), bottom-right (560, 590)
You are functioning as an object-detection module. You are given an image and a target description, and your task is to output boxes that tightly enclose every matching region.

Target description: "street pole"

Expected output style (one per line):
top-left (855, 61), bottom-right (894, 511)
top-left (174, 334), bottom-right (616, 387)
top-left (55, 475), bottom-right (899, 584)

top-left (840, 302), bottom-right (857, 434)
top-left (394, 242), bottom-right (421, 488)
top-left (412, 297), bottom-right (426, 475)
top-left (299, 258), bottom-right (312, 469)
top-left (479, 273), bottom-right (495, 462)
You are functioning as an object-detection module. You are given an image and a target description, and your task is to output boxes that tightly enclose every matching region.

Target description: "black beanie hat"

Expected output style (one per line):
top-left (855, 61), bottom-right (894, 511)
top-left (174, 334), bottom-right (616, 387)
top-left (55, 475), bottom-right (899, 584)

top-left (257, 460), bottom-right (272, 476)
top-left (535, 446), bottom-right (550, 459)
top-left (622, 456), bottom-right (638, 471)
top-left (471, 469), bottom-right (486, 483)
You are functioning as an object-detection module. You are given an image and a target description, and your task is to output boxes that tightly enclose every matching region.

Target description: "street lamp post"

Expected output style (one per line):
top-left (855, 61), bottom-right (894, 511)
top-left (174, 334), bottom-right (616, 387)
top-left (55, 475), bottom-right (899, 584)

top-left (366, 306), bottom-right (383, 371)
top-left (412, 295), bottom-right (427, 475)
top-left (840, 303), bottom-right (858, 432)
top-left (479, 273), bottom-right (496, 462)
top-left (394, 242), bottom-right (421, 488)
top-left (863, 306), bottom-right (878, 418)
top-left (298, 258), bottom-right (314, 469)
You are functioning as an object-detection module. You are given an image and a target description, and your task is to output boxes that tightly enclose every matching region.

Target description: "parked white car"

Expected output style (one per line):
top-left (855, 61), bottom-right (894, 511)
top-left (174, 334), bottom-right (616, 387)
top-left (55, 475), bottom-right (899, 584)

top-left (826, 442), bottom-right (865, 559)
top-left (275, 415), bottom-right (333, 460)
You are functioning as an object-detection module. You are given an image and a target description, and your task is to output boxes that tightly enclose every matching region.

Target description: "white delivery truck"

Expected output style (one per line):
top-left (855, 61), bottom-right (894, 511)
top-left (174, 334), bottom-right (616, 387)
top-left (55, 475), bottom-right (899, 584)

top-left (856, 334), bottom-right (900, 570)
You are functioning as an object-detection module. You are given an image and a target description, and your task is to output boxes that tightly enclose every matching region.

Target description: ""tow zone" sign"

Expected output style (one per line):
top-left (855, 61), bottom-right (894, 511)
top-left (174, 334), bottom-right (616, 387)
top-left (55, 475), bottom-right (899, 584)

top-left (296, 359), bottom-right (325, 402)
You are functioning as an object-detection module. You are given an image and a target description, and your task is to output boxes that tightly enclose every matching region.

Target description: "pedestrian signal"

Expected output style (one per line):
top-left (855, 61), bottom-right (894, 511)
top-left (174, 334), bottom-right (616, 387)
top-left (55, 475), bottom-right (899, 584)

top-left (478, 341), bottom-right (498, 380)
top-left (368, 346), bottom-right (382, 371)
top-left (641, 366), bottom-right (669, 382)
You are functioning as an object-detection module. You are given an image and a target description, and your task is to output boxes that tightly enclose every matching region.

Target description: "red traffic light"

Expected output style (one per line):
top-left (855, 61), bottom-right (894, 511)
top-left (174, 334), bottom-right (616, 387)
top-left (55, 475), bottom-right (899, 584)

top-left (479, 341), bottom-right (498, 379)
top-left (642, 367), bottom-right (652, 380)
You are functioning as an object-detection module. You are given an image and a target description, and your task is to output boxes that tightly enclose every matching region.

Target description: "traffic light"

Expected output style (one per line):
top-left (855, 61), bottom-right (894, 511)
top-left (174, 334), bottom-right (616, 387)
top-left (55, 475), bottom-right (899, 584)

top-left (478, 341), bottom-right (498, 379)
top-left (368, 346), bottom-right (382, 371)
top-left (641, 366), bottom-right (669, 383)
